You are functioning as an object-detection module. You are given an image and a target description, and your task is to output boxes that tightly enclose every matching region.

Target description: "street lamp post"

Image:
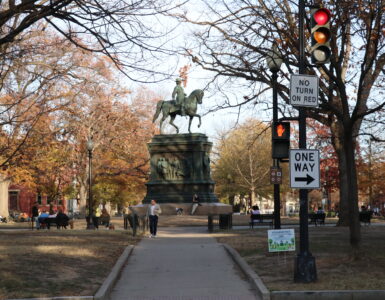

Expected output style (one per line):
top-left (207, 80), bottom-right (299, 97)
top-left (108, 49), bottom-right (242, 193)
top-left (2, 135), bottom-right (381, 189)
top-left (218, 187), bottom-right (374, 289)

top-left (86, 137), bottom-right (95, 230)
top-left (267, 45), bottom-right (283, 229)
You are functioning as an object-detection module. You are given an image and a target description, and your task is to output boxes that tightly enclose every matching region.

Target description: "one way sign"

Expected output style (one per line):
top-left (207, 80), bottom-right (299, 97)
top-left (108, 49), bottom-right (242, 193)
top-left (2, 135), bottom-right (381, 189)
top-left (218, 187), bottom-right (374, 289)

top-left (290, 149), bottom-right (320, 189)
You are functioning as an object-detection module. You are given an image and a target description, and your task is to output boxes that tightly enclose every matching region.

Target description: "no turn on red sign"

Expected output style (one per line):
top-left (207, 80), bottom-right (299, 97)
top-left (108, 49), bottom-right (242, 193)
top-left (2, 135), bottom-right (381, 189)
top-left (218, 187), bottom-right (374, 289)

top-left (290, 149), bottom-right (320, 189)
top-left (290, 74), bottom-right (319, 107)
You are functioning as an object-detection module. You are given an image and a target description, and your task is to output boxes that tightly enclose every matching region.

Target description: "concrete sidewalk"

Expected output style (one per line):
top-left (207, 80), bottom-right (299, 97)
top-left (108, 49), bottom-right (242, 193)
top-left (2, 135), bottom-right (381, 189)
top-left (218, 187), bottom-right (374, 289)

top-left (110, 227), bottom-right (259, 300)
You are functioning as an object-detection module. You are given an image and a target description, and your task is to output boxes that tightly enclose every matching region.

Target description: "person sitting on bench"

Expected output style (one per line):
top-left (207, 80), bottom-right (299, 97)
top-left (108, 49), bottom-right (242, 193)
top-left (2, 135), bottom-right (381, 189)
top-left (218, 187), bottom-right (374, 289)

top-left (100, 208), bottom-right (110, 228)
top-left (250, 205), bottom-right (261, 225)
top-left (56, 208), bottom-right (69, 229)
top-left (38, 211), bottom-right (49, 229)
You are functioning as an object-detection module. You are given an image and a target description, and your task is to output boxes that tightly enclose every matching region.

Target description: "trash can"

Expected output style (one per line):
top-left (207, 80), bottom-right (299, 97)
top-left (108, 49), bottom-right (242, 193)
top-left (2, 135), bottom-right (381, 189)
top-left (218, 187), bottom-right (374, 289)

top-left (208, 215), bottom-right (214, 233)
top-left (219, 213), bottom-right (232, 230)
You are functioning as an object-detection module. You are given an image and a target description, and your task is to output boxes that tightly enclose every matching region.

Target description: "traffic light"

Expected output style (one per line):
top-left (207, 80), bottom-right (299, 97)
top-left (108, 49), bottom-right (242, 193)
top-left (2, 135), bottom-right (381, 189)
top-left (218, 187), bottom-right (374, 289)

top-left (272, 122), bottom-right (290, 159)
top-left (310, 8), bottom-right (331, 64)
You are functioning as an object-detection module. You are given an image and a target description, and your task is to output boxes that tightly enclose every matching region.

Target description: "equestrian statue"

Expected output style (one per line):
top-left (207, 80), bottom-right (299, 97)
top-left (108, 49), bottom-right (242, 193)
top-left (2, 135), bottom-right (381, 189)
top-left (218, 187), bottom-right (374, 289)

top-left (152, 78), bottom-right (204, 134)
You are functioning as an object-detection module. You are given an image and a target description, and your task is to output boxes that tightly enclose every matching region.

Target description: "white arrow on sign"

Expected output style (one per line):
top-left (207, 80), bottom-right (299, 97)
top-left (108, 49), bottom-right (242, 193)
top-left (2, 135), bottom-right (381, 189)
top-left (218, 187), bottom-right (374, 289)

top-left (290, 149), bottom-right (320, 189)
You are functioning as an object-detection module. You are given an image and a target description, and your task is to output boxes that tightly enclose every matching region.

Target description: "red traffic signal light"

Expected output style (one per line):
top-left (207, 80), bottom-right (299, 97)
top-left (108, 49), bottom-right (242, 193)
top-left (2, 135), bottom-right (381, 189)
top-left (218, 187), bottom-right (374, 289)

top-left (310, 8), bottom-right (331, 65)
top-left (313, 8), bottom-right (330, 25)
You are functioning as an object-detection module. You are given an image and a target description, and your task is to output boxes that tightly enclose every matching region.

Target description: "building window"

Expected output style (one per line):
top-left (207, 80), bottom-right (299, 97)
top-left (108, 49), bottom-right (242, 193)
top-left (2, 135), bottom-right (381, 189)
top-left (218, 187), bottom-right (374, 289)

top-left (9, 191), bottom-right (19, 211)
top-left (37, 194), bottom-right (42, 205)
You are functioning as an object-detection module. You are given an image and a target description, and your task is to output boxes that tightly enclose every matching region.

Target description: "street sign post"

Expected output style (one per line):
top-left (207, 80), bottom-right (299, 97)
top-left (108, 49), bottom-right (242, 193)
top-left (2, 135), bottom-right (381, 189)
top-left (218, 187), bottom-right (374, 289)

top-left (294, 0), bottom-right (317, 284)
top-left (290, 74), bottom-right (319, 107)
top-left (290, 149), bottom-right (320, 189)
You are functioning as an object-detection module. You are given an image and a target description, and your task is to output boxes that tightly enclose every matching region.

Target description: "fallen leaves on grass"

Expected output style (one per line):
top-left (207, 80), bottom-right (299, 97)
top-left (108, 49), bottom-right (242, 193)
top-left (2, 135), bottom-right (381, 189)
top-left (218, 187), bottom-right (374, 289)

top-left (216, 226), bottom-right (385, 291)
top-left (0, 230), bottom-right (140, 300)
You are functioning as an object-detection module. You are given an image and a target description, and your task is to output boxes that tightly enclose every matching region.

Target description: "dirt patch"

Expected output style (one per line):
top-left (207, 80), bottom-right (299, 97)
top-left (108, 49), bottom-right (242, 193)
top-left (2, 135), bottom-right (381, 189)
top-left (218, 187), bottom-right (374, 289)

top-left (216, 226), bottom-right (385, 291)
top-left (0, 230), bottom-right (140, 299)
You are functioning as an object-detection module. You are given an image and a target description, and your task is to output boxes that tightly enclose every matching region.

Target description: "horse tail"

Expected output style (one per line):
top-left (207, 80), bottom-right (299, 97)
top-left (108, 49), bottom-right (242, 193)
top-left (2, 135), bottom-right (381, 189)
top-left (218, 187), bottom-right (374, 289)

top-left (153, 100), bottom-right (164, 123)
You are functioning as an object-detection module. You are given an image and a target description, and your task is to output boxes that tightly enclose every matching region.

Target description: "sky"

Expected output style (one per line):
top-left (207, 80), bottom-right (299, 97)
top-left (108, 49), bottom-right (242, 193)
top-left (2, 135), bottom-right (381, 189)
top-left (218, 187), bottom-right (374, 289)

top-left (123, 1), bottom-right (272, 141)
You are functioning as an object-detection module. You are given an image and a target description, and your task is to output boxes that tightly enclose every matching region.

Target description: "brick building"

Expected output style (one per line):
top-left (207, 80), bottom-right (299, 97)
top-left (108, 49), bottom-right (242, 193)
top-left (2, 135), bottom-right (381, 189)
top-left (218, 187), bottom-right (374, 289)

top-left (8, 184), bottom-right (66, 216)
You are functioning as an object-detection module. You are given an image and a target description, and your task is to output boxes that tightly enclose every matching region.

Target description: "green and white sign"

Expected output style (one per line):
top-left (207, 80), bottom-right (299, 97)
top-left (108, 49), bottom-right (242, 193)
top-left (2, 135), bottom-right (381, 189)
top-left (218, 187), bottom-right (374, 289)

top-left (268, 229), bottom-right (296, 252)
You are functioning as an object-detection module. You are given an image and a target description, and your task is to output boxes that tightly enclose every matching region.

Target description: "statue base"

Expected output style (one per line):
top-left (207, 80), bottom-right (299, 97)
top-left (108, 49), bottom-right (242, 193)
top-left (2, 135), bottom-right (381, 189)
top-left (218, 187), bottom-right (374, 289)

top-left (143, 133), bottom-right (218, 204)
top-left (130, 202), bottom-right (232, 216)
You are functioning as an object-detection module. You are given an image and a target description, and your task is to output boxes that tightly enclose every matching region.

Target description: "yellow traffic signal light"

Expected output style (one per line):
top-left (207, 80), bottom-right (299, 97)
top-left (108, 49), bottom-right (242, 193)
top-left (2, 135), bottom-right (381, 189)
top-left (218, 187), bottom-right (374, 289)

top-left (310, 8), bottom-right (331, 64)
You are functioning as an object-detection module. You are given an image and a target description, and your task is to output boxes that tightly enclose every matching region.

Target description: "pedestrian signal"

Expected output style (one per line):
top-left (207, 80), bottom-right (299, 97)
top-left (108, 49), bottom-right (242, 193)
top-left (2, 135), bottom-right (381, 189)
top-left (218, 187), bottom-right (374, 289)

top-left (272, 122), bottom-right (290, 159)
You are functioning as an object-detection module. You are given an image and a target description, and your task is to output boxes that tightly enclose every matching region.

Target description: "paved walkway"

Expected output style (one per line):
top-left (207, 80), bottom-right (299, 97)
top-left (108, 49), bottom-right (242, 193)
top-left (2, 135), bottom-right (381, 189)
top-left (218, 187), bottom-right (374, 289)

top-left (110, 227), bottom-right (259, 300)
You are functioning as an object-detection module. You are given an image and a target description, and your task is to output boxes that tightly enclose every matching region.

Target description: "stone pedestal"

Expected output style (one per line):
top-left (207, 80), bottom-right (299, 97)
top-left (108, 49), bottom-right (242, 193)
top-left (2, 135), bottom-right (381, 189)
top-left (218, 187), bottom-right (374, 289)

top-left (143, 133), bottom-right (218, 204)
top-left (130, 202), bottom-right (233, 216)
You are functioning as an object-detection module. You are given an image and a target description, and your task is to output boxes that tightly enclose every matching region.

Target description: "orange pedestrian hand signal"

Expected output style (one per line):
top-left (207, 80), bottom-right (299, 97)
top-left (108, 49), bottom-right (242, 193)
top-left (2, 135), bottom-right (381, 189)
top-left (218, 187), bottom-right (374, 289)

top-left (272, 122), bottom-right (290, 159)
top-left (277, 124), bottom-right (285, 137)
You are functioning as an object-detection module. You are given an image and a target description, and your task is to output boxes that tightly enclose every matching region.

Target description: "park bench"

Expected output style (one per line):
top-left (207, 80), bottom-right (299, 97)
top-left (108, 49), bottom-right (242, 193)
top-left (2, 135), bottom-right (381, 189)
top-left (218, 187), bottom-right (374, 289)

top-left (39, 217), bottom-right (69, 229)
top-left (359, 211), bottom-right (372, 225)
top-left (308, 213), bottom-right (325, 226)
top-left (249, 214), bottom-right (274, 228)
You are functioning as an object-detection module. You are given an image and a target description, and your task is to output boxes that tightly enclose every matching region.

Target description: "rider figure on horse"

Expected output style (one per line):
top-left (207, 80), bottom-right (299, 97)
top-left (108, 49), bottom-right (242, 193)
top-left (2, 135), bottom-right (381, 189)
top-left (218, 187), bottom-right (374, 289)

top-left (172, 78), bottom-right (187, 116)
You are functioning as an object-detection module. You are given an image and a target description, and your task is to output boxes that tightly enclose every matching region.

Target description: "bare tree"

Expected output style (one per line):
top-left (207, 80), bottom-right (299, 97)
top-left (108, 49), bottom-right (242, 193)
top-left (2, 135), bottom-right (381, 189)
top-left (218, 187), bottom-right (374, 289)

top-left (0, 0), bottom-right (183, 81)
top-left (213, 120), bottom-right (272, 204)
top-left (176, 0), bottom-right (385, 252)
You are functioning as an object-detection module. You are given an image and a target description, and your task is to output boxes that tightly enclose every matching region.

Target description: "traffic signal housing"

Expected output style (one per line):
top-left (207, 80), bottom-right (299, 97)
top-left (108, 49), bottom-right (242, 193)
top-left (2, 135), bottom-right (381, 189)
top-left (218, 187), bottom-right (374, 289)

top-left (272, 122), bottom-right (290, 159)
top-left (310, 8), bottom-right (331, 64)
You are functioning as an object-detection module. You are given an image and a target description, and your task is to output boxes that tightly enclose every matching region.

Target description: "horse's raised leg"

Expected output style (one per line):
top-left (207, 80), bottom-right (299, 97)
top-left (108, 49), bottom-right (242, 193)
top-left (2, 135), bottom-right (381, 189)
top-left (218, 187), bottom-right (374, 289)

top-left (159, 113), bottom-right (167, 134)
top-left (169, 114), bottom-right (179, 134)
top-left (188, 116), bottom-right (193, 133)
top-left (188, 114), bottom-right (202, 132)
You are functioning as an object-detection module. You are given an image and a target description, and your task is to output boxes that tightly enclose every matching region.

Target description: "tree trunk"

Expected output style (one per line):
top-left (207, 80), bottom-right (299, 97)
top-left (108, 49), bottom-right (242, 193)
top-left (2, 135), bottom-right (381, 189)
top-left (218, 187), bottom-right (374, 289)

top-left (344, 132), bottom-right (361, 253)
top-left (330, 119), bottom-right (361, 252)
top-left (335, 145), bottom-right (350, 226)
top-left (331, 121), bottom-right (350, 226)
top-left (250, 187), bottom-right (256, 207)
top-left (0, 175), bottom-right (10, 218)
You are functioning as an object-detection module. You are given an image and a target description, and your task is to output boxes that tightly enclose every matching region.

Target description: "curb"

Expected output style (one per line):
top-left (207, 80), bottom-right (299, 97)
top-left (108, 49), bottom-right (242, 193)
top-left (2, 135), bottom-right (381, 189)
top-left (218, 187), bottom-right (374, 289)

top-left (94, 245), bottom-right (135, 300)
top-left (222, 243), bottom-right (270, 300)
top-left (7, 297), bottom-right (94, 300)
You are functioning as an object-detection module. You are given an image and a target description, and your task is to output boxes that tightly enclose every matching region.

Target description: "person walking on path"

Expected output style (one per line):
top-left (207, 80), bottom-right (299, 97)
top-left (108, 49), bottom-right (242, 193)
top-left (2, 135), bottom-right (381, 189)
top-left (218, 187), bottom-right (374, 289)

top-left (147, 199), bottom-right (161, 238)
top-left (191, 193), bottom-right (201, 215)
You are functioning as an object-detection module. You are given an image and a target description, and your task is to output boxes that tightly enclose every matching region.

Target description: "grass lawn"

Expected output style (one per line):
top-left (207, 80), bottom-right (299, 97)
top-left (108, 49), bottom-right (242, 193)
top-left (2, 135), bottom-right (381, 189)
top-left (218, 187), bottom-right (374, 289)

top-left (216, 226), bottom-right (385, 291)
top-left (0, 230), bottom-right (140, 300)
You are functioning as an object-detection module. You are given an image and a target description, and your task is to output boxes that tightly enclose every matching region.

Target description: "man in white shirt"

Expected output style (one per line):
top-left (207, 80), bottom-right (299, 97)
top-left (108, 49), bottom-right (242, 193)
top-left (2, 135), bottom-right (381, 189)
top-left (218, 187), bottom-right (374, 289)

top-left (147, 199), bottom-right (162, 238)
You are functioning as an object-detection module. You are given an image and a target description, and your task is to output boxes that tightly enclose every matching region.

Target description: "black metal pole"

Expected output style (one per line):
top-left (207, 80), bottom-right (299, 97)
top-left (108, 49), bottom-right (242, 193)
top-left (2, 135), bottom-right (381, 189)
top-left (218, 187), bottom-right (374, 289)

top-left (294, 0), bottom-right (317, 283)
top-left (272, 70), bottom-right (281, 229)
top-left (326, 169), bottom-right (330, 211)
top-left (87, 149), bottom-right (94, 230)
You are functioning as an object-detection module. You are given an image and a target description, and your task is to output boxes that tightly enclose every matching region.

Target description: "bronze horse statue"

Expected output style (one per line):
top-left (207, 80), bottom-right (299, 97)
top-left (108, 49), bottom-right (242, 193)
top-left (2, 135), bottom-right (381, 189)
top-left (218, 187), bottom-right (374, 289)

top-left (152, 89), bottom-right (204, 134)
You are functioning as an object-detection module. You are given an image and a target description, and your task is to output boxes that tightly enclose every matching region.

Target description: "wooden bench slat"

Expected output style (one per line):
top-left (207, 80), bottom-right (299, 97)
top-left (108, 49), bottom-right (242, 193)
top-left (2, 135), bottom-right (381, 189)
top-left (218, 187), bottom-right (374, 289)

top-left (249, 214), bottom-right (274, 228)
